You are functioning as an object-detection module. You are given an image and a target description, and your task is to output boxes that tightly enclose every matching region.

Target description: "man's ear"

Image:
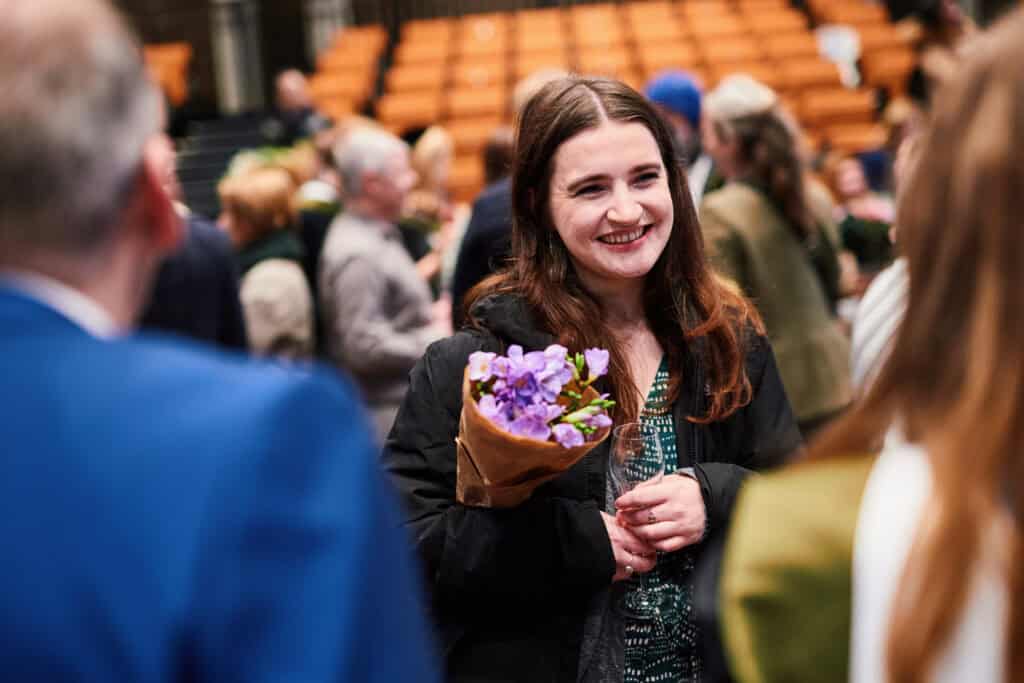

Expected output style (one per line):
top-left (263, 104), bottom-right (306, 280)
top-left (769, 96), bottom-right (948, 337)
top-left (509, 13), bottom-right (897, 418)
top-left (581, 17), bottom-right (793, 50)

top-left (137, 138), bottom-right (183, 253)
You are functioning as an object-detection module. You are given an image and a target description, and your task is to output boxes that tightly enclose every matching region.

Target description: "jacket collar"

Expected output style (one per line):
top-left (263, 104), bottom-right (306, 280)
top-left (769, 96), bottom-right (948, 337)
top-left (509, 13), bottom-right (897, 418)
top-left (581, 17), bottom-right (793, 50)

top-left (0, 272), bottom-right (117, 338)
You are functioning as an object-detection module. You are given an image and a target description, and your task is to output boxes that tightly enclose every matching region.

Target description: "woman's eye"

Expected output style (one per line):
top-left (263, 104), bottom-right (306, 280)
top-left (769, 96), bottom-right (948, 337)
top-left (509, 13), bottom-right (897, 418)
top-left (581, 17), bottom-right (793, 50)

top-left (634, 172), bottom-right (660, 186)
top-left (574, 185), bottom-right (604, 197)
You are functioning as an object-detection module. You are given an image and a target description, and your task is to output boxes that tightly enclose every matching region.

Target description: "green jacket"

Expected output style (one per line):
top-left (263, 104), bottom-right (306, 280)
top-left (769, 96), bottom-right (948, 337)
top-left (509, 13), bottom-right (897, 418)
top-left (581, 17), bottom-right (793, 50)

top-left (700, 182), bottom-right (852, 423)
top-left (720, 455), bottom-right (875, 683)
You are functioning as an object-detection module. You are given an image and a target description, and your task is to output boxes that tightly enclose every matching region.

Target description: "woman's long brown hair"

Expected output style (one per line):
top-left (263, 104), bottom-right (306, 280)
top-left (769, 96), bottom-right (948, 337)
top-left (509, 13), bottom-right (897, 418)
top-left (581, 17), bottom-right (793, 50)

top-left (809, 10), bottom-right (1024, 681)
top-left (713, 108), bottom-right (816, 242)
top-left (465, 76), bottom-right (762, 426)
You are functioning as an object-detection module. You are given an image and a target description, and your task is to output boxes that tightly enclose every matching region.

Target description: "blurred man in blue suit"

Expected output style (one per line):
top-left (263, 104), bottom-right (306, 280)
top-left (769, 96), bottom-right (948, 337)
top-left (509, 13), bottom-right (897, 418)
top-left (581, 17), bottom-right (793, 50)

top-left (0, 1), bottom-right (439, 681)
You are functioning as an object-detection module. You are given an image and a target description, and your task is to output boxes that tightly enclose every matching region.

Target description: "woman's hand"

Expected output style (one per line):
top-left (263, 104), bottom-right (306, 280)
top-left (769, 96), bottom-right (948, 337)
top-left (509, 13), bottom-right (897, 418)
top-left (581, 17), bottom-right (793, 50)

top-left (614, 473), bottom-right (707, 553)
top-left (601, 512), bottom-right (657, 582)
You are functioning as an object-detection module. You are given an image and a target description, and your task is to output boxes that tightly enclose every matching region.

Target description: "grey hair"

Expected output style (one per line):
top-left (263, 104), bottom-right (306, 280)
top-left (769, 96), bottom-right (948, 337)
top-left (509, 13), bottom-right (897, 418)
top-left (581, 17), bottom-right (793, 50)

top-left (0, 0), bottom-right (162, 254)
top-left (331, 128), bottom-right (408, 198)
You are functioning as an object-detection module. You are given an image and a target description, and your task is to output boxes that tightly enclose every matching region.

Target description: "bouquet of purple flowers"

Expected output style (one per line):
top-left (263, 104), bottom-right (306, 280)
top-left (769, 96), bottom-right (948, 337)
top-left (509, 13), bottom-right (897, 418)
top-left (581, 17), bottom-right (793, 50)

top-left (455, 344), bottom-right (616, 508)
top-left (468, 345), bottom-right (615, 448)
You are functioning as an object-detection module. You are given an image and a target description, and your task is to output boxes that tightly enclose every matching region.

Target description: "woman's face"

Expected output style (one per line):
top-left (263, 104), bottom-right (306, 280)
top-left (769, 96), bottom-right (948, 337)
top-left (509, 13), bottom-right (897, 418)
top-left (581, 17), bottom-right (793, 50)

top-left (836, 158), bottom-right (868, 199)
top-left (547, 120), bottom-right (673, 295)
top-left (701, 116), bottom-right (738, 178)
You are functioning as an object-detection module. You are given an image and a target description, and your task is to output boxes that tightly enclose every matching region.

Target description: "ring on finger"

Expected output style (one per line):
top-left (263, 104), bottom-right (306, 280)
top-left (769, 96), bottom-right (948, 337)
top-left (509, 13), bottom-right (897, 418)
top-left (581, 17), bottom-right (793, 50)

top-left (625, 564), bottom-right (634, 577)
top-left (647, 510), bottom-right (657, 525)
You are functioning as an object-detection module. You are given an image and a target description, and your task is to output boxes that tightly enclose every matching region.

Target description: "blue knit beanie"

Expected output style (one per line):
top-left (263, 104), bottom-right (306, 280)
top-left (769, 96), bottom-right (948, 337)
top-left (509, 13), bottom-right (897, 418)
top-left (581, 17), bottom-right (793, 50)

top-left (644, 70), bottom-right (703, 130)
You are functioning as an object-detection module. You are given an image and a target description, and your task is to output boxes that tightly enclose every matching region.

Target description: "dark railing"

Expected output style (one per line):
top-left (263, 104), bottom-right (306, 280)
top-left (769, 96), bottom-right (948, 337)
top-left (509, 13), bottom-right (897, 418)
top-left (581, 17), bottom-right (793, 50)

top-left (351, 0), bottom-right (620, 27)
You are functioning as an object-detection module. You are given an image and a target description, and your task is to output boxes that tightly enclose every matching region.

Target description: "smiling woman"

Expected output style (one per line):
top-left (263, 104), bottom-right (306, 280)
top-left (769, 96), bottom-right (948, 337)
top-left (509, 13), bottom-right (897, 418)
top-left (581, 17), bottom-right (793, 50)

top-left (382, 76), bottom-right (802, 683)
top-left (548, 121), bottom-right (674, 290)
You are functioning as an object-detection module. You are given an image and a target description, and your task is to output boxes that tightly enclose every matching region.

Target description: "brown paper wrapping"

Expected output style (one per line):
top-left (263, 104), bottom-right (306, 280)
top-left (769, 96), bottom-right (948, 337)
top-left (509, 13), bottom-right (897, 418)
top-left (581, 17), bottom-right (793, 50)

top-left (456, 368), bottom-right (611, 508)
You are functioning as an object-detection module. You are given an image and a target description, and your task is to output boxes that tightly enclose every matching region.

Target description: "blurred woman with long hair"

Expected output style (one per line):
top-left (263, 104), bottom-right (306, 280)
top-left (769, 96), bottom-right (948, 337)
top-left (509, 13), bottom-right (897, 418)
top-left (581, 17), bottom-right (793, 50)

top-left (699, 76), bottom-right (851, 436)
top-left (710, 10), bottom-right (1024, 682)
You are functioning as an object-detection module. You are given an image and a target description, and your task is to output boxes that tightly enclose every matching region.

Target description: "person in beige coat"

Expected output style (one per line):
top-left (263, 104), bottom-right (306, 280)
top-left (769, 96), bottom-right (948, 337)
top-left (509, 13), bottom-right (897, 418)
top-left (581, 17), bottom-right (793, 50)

top-left (699, 76), bottom-right (851, 435)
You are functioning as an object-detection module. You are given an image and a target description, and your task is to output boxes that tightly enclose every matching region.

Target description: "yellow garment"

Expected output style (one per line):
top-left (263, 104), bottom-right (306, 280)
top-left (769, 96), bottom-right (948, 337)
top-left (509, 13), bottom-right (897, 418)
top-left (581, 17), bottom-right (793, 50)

top-left (720, 455), bottom-right (875, 683)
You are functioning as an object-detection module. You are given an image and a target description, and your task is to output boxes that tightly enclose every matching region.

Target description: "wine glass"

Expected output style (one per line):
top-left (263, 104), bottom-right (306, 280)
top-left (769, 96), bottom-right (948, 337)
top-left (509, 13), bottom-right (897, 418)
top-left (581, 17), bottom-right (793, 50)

top-left (607, 421), bottom-right (665, 620)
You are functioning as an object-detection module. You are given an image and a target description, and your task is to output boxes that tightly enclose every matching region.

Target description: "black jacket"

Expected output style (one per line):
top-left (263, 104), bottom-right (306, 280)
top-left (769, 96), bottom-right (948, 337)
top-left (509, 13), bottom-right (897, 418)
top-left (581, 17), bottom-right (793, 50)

top-left (382, 295), bottom-right (801, 682)
top-left (449, 179), bottom-right (512, 330)
top-left (140, 216), bottom-right (248, 351)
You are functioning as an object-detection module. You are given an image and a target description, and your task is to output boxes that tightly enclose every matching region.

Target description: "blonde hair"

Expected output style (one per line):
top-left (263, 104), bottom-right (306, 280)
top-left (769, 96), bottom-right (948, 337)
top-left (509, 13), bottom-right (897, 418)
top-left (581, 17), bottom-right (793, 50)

top-left (218, 167), bottom-right (298, 243)
top-left (411, 125), bottom-right (453, 192)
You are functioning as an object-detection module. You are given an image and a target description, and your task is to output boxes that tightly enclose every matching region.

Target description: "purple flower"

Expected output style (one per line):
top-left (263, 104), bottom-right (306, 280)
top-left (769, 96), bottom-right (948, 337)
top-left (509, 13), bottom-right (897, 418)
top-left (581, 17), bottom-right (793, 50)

top-left (508, 404), bottom-right (552, 441)
top-left (585, 413), bottom-right (613, 430)
top-left (468, 351), bottom-right (496, 381)
top-left (552, 423), bottom-right (585, 448)
top-left (584, 348), bottom-right (610, 381)
top-left (478, 394), bottom-right (510, 429)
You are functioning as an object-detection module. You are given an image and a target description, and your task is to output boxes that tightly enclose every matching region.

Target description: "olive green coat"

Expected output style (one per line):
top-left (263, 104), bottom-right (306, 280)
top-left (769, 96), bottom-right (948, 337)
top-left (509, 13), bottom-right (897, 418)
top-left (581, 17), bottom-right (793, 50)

top-left (700, 183), bottom-right (852, 423)
top-left (720, 455), bottom-right (875, 683)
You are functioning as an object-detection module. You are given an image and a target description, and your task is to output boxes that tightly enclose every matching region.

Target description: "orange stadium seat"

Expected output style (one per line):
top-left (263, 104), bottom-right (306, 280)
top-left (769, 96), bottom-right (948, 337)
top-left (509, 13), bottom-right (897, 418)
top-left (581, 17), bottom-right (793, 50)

top-left (637, 42), bottom-right (701, 74)
top-left (577, 49), bottom-right (635, 78)
top-left (515, 30), bottom-right (566, 54)
top-left (393, 41), bottom-right (449, 65)
top-left (688, 15), bottom-right (750, 40)
top-left (857, 23), bottom-right (913, 51)
top-left (446, 87), bottom-right (507, 119)
top-left (514, 52), bottom-right (571, 80)
top-left (449, 156), bottom-right (485, 203)
top-left (144, 43), bottom-right (192, 106)
top-left (763, 32), bottom-right (820, 60)
top-left (679, 1), bottom-right (733, 18)
top-left (746, 10), bottom-right (808, 34)
top-left (699, 38), bottom-right (763, 65)
top-left (401, 18), bottom-right (454, 42)
top-left (385, 65), bottom-right (447, 93)
top-left (627, 16), bottom-right (686, 43)
top-left (452, 62), bottom-right (507, 89)
top-left (824, 3), bottom-right (890, 26)
top-left (736, 0), bottom-right (792, 11)
top-left (778, 58), bottom-right (843, 90)
top-left (800, 88), bottom-right (877, 127)
top-left (317, 95), bottom-right (355, 121)
top-left (861, 48), bottom-right (917, 95)
top-left (376, 92), bottom-right (442, 130)
top-left (448, 118), bottom-right (505, 156)
top-left (458, 36), bottom-right (508, 59)
top-left (309, 72), bottom-right (372, 103)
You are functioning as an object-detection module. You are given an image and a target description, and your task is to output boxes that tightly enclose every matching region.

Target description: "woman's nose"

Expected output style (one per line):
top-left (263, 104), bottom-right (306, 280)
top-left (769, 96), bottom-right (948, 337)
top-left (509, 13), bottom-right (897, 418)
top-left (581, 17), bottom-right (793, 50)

top-left (607, 186), bottom-right (643, 225)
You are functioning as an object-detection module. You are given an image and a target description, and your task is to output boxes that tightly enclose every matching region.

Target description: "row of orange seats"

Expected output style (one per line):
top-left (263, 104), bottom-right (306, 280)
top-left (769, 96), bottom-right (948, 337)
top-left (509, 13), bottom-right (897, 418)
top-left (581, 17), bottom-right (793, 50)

top-left (307, 25), bottom-right (387, 121)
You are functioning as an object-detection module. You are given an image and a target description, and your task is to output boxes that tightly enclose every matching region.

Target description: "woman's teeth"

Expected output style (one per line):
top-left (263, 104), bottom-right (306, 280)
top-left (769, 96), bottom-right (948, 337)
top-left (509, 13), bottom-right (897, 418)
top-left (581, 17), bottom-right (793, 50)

top-left (600, 228), bottom-right (645, 244)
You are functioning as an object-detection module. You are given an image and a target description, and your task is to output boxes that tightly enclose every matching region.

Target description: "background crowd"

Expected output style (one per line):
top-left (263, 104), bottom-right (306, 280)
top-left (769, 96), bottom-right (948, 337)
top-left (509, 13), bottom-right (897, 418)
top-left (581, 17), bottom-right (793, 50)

top-left (0, 0), bottom-right (1019, 681)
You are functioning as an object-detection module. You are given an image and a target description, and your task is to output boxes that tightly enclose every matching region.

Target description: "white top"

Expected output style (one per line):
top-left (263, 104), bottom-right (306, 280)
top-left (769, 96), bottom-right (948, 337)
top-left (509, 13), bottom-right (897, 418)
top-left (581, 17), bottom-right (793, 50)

top-left (0, 268), bottom-right (118, 338)
top-left (851, 429), bottom-right (1007, 683)
top-left (850, 258), bottom-right (908, 391)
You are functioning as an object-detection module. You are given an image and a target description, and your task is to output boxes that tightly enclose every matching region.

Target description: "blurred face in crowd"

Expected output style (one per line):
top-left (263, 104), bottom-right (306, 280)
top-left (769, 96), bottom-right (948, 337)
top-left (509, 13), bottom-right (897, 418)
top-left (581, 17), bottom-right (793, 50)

top-left (836, 158), bottom-right (869, 199)
top-left (700, 116), bottom-right (738, 178)
top-left (547, 120), bottom-right (673, 295)
top-left (364, 147), bottom-right (418, 221)
top-left (275, 70), bottom-right (312, 113)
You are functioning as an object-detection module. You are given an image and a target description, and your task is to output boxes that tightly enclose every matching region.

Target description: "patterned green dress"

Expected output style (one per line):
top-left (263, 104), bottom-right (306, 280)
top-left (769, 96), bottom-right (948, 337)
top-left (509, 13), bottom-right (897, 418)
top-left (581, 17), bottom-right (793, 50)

top-left (622, 358), bottom-right (701, 682)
